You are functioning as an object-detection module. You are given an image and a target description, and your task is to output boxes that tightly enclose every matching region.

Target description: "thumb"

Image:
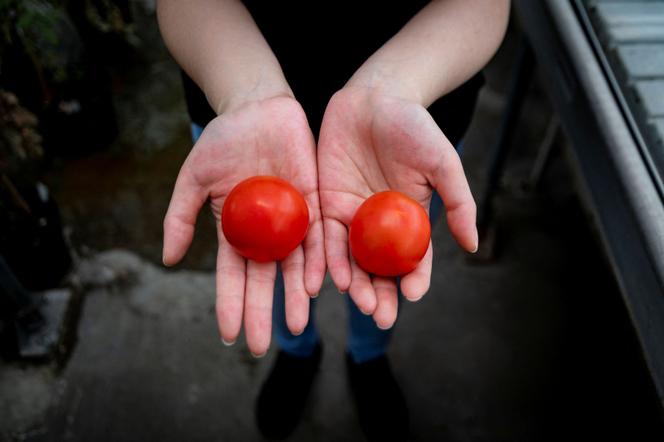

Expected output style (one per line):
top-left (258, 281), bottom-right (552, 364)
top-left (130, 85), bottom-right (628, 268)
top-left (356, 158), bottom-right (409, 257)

top-left (430, 144), bottom-right (478, 253)
top-left (162, 165), bottom-right (208, 265)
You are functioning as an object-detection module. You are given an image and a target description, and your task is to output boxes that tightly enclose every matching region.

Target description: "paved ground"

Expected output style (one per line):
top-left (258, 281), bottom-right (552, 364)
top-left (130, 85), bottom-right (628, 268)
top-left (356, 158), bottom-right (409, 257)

top-left (1, 8), bottom-right (663, 442)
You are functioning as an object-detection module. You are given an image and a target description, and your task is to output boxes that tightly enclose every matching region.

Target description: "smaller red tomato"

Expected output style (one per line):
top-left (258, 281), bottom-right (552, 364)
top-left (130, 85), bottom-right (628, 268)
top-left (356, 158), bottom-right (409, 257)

top-left (221, 176), bottom-right (309, 262)
top-left (349, 191), bottom-right (430, 277)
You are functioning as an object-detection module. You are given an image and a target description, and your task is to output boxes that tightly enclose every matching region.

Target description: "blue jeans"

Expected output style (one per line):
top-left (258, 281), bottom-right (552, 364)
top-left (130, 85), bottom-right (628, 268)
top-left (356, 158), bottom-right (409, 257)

top-left (191, 123), bottom-right (459, 363)
top-left (273, 191), bottom-right (444, 363)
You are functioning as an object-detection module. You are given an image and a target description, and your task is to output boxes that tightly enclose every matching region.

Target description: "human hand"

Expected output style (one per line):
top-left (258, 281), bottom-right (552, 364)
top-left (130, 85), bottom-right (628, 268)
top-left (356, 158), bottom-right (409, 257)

top-left (163, 96), bottom-right (324, 356)
top-left (318, 86), bottom-right (478, 329)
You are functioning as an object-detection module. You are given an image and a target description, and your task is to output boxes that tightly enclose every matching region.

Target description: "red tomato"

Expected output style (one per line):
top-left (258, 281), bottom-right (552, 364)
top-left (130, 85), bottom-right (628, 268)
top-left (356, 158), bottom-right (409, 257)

top-left (221, 176), bottom-right (309, 262)
top-left (349, 191), bottom-right (430, 277)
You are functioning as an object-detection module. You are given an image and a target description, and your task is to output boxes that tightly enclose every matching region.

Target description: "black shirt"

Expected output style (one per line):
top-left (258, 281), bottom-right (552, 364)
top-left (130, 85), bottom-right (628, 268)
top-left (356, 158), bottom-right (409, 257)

top-left (182, 0), bottom-right (484, 146)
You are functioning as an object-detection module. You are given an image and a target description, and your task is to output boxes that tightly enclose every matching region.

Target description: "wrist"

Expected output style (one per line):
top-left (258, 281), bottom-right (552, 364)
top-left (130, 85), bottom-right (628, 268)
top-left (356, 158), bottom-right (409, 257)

top-left (346, 63), bottom-right (426, 106)
top-left (207, 73), bottom-right (294, 115)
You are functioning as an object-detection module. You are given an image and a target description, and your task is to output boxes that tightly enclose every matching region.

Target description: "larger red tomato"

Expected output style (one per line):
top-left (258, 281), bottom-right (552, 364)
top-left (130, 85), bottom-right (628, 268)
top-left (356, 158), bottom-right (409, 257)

top-left (221, 176), bottom-right (309, 262)
top-left (349, 191), bottom-right (430, 277)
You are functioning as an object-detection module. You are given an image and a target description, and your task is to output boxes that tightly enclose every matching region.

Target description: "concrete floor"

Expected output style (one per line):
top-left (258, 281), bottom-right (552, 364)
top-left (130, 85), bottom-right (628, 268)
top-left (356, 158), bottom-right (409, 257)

top-left (1, 8), bottom-right (663, 442)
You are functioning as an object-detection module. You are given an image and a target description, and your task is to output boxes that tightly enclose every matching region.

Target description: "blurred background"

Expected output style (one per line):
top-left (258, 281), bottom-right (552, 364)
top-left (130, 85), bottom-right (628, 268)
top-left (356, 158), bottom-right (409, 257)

top-left (1, 1), bottom-right (664, 441)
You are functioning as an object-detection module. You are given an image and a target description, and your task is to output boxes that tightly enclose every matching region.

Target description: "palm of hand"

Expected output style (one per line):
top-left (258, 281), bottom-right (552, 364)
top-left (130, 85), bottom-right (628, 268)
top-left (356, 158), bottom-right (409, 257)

top-left (163, 96), bottom-right (324, 356)
top-left (188, 99), bottom-right (317, 222)
top-left (318, 87), bottom-right (477, 329)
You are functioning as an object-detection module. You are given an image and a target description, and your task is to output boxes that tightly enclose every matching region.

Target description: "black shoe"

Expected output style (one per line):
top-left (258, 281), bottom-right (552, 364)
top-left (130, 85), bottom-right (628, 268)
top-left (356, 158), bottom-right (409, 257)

top-left (256, 343), bottom-right (322, 439)
top-left (346, 353), bottom-right (409, 442)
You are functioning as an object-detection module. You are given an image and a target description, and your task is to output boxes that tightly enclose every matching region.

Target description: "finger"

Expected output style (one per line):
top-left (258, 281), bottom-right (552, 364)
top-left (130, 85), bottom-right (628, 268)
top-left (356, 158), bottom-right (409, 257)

top-left (282, 245), bottom-right (310, 335)
top-left (215, 231), bottom-right (246, 345)
top-left (348, 257), bottom-right (377, 315)
top-left (163, 165), bottom-right (208, 266)
top-left (400, 241), bottom-right (433, 301)
top-left (372, 276), bottom-right (399, 330)
top-left (244, 260), bottom-right (277, 357)
top-left (431, 146), bottom-right (478, 253)
top-left (303, 196), bottom-right (326, 297)
top-left (324, 218), bottom-right (351, 291)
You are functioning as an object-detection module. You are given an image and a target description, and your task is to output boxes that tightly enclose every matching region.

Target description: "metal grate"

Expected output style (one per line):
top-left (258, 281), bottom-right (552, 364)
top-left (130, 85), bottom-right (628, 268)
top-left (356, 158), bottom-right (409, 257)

top-left (581, 0), bottom-right (664, 201)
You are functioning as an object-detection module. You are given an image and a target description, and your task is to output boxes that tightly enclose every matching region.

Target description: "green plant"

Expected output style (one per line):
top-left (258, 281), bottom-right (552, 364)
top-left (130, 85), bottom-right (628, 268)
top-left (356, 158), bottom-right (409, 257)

top-left (0, 0), bottom-right (70, 83)
top-left (0, 0), bottom-right (139, 88)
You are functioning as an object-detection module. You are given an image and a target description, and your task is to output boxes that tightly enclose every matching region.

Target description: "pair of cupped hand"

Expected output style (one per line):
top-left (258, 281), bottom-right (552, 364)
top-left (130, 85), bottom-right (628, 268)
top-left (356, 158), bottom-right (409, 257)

top-left (162, 86), bottom-right (478, 357)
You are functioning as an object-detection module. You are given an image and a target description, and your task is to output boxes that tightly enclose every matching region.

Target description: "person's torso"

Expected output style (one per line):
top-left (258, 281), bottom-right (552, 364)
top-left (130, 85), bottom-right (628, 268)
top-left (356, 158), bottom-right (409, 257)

top-left (183, 0), bottom-right (483, 144)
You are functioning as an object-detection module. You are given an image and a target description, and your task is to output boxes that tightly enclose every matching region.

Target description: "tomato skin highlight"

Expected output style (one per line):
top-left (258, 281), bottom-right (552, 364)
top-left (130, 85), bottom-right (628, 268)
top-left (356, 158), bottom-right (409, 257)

top-left (221, 176), bottom-right (309, 262)
top-left (349, 191), bottom-right (430, 277)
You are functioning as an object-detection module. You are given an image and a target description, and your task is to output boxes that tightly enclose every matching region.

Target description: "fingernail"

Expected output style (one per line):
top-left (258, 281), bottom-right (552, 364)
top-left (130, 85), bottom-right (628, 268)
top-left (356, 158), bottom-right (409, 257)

top-left (310, 292), bottom-right (319, 299)
top-left (376, 322), bottom-right (393, 331)
top-left (251, 351), bottom-right (267, 359)
top-left (408, 294), bottom-right (424, 302)
top-left (291, 328), bottom-right (304, 336)
top-left (221, 338), bottom-right (235, 347)
top-left (359, 307), bottom-right (372, 315)
top-left (471, 228), bottom-right (479, 253)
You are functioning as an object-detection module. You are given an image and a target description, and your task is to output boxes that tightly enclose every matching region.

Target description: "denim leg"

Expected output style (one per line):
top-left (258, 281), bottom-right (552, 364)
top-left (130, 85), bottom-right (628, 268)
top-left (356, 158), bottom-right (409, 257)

top-left (346, 196), bottom-right (440, 364)
top-left (192, 122), bottom-right (321, 356)
top-left (273, 265), bottom-right (320, 357)
top-left (191, 123), bottom-right (205, 144)
top-left (346, 141), bottom-right (463, 363)
top-left (346, 295), bottom-right (397, 363)
top-left (429, 190), bottom-right (444, 227)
